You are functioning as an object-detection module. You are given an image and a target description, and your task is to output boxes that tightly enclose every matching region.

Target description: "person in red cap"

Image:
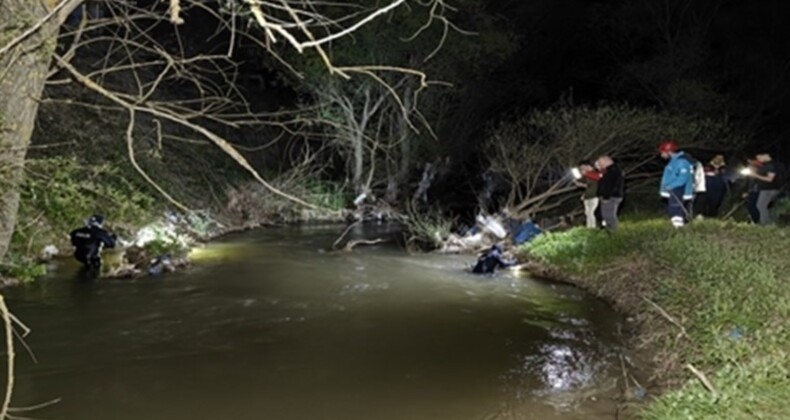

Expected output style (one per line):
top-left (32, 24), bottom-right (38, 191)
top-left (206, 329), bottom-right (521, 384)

top-left (658, 140), bottom-right (697, 227)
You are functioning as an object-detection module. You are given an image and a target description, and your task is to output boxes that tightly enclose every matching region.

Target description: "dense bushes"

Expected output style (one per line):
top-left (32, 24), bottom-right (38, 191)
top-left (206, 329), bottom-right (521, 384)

top-left (20, 157), bottom-right (156, 235)
top-left (0, 157), bottom-right (159, 281)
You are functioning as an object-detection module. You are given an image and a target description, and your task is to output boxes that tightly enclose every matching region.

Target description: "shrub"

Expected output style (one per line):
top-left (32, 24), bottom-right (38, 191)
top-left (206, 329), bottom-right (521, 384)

top-left (773, 196), bottom-right (790, 222)
top-left (403, 205), bottom-right (457, 250)
top-left (5, 157), bottom-right (159, 280)
top-left (0, 255), bottom-right (47, 283)
top-left (17, 156), bottom-right (156, 238)
top-left (305, 180), bottom-right (346, 211)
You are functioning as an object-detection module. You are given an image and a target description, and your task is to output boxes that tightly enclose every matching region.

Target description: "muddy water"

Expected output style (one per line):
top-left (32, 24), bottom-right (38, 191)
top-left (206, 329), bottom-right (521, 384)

top-left (5, 224), bottom-right (631, 420)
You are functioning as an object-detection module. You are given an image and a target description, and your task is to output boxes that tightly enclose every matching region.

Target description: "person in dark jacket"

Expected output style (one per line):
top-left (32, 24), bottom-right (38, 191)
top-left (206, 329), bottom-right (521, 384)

top-left (697, 154), bottom-right (729, 218)
top-left (70, 214), bottom-right (117, 269)
top-left (744, 153), bottom-right (782, 225)
top-left (472, 243), bottom-right (515, 274)
top-left (595, 155), bottom-right (624, 233)
top-left (743, 159), bottom-right (762, 223)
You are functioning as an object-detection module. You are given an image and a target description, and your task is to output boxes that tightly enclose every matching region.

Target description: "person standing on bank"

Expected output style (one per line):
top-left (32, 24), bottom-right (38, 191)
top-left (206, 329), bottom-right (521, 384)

top-left (595, 155), bottom-right (624, 233)
top-left (744, 153), bottom-right (781, 225)
top-left (698, 154), bottom-right (729, 218)
top-left (743, 158), bottom-right (762, 223)
top-left (574, 162), bottom-right (602, 228)
top-left (659, 140), bottom-right (695, 228)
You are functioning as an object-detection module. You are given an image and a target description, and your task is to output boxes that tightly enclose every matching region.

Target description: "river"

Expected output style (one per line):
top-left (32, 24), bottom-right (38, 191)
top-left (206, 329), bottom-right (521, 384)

top-left (4, 223), bottom-right (632, 420)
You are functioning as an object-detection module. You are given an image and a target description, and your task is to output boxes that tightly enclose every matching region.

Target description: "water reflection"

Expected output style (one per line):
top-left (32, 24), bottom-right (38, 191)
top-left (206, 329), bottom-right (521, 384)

top-left (502, 315), bottom-right (619, 414)
top-left (5, 224), bottom-right (627, 420)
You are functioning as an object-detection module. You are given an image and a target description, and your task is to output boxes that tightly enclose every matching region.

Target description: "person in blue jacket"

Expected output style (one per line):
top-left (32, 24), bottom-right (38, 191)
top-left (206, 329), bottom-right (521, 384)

top-left (659, 140), bottom-right (696, 228)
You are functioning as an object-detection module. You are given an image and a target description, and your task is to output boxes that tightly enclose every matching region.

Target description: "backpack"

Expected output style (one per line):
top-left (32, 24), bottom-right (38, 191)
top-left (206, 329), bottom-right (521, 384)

top-left (693, 161), bottom-right (706, 193)
top-left (682, 154), bottom-right (706, 193)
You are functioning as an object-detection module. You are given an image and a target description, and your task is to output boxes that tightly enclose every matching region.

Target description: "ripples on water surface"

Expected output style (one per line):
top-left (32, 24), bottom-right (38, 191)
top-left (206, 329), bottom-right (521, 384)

top-left (6, 223), bottom-right (629, 420)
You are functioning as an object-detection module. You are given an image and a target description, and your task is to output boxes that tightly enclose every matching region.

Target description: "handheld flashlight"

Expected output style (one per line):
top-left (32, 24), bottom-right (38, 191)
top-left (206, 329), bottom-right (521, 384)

top-left (570, 167), bottom-right (582, 180)
top-left (740, 167), bottom-right (752, 176)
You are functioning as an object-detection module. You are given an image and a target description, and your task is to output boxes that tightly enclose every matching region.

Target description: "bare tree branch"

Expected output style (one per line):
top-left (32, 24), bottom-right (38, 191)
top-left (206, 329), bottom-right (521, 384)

top-left (55, 54), bottom-right (326, 211)
top-left (0, 0), bottom-right (80, 58)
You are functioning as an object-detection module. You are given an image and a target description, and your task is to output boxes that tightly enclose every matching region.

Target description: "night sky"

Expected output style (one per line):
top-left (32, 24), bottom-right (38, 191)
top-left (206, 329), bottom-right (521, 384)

top-left (487, 0), bottom-right (790, 155)
top-left (60, 0), bottom-right (790, 165)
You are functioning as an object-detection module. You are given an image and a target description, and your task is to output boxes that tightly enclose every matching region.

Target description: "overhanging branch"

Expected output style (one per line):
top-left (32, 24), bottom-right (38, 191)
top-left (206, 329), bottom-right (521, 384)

top-left (56, 55), bottom-right (327, 212)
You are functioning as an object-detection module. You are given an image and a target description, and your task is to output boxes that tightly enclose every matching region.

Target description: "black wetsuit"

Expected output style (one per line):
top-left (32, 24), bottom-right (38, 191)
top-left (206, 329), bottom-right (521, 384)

top-left (70, 226), bottom-right (116, 268)
top-left (472, 248), bottom-right (514, 274)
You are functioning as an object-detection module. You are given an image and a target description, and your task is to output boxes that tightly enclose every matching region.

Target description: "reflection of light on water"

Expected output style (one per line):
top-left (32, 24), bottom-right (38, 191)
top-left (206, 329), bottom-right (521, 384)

top-left (548, 329), bottom-right (577, 340)
top-left (187, 243), bottom-right (253, 262)
top-left (338, 282), bottom-right (390, 296)
top-left (501, 336), bottom-right (612, 412)
top-left (538, 344), bottom-right (592, 391)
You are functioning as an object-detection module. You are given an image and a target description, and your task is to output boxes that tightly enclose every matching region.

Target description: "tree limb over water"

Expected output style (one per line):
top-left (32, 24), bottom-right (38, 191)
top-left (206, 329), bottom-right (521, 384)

top-left (1, 0), bottom-right (461, 260)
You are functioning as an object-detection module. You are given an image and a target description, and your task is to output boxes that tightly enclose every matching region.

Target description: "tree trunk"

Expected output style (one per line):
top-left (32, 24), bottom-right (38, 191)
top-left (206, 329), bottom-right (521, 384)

top-left (352, 132), bottom-right (364, 194)
top-left (396, 85), bottom-right (412, 193)
top-left (0, 1), bottom-right (62, 260)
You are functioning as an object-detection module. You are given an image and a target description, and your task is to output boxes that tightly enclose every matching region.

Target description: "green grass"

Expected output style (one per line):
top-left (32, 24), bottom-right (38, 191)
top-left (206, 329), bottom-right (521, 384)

top-left (522, 219), bottom-right (790, 419)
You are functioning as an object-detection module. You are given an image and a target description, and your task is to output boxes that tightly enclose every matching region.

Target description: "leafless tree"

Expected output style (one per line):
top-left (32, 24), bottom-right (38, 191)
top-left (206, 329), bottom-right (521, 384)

top-left (0, 0), bottom-right (454, 260)
top-left (485, 104), bottom-right (744, 218)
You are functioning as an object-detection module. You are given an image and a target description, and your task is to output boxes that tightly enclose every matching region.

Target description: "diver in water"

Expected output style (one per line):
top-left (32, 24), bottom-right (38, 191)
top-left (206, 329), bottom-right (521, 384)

top-left (472, 243), bottom-right (515, 274)
top-left (70, 214), bottom-right (117, 270)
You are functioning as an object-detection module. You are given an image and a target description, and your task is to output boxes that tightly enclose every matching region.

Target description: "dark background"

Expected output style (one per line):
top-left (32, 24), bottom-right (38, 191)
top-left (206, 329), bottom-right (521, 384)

top-left (486, 0), bottom-right (790, 158)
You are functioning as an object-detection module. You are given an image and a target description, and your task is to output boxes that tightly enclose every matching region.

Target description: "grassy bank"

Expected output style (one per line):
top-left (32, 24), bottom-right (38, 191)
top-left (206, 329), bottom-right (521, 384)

top-left (520, 219), bottom-right (789, 419)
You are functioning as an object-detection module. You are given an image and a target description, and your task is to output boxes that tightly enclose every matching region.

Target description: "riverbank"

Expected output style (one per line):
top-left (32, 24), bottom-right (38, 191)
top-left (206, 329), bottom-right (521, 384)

top-left (0, 199), bottom-right (353, 285)
top-left (518, 219), bottom-right (790, 419)
top-left (0, 88), bottom-right (355, 284)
